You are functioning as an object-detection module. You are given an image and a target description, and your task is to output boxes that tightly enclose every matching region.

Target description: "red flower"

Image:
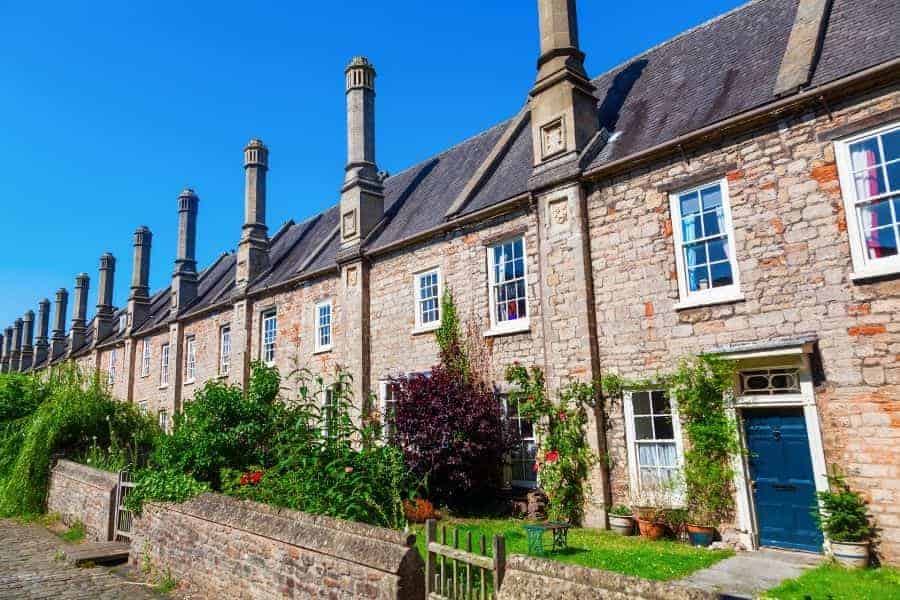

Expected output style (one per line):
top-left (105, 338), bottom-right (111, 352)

top-left (344, 466), bottom-right (354, 474)
top-left (240, 470), bottom-right (264, 486)
top-left (533, 462), bottom-right (540, 472)
top-left (545, 450), bottom-right (560, 464)
top-left (557, 411), bottom-right (567, 422)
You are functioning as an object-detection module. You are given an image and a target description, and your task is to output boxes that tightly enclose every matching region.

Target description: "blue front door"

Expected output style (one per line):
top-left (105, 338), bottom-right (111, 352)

top-left (743, 407), bottom-right (823, 552)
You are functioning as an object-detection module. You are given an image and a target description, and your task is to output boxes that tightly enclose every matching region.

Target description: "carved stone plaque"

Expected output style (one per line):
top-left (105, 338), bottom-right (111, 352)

top-left (540, 118), bottom-right (566, 159)
top-left (342, 210), bottom-right (357, 239)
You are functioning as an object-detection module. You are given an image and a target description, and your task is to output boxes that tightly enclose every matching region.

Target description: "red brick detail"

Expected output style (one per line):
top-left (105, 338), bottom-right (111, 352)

top-left (760, 255), bottom-right (786, 268)
top-left (811, 164), bottom-right (839, 186)
top-left (644, 302), bottom-right (654, 317)
top-left (770, 218), bottom-right (785, 235)
top-left (847, 303), bottom-right (871, 316)
top-left (726, 169), bottom-right (744, 182)
top-left (848, 324), bottom-right (887, 336)
top-left (663, 219), bottom-right (673, 237)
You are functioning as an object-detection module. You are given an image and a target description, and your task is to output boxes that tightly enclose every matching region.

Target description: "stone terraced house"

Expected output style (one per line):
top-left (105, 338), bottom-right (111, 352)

top-left (2, 0), bottom-right (899, 562)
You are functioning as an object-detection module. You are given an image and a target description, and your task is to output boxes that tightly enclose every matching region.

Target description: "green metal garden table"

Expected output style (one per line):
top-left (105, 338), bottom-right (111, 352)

top-left (523, 522), bottom-right (570, 556)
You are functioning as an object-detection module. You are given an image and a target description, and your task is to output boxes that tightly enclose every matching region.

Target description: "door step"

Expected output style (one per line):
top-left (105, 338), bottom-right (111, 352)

top-left (65, 541), bottom-right (130, 566)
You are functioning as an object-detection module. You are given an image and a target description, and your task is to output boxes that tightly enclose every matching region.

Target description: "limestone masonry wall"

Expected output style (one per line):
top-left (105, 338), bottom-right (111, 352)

top-left (588, 84), bottom-right (900, 559)
top-left (46, 459), bottom-right (117, 542)
top-left (496, 555), bottom-right (716, 600)
top-left (131, 493), bottom-right (425, 600)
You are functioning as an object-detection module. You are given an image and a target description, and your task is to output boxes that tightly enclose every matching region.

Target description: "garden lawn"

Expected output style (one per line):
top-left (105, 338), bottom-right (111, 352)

top-left (763, 564), bottom-right (900, 600)
top-left (411, 518), bottom-right (732, 581)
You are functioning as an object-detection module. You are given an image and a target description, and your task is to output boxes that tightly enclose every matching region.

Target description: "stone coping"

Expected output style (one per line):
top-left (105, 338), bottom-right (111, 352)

top-left (499, 555), bottom-right (718, 600)
top-left (145, 492), bottom-right (417, 574)
top-left (51, 460), bottom-right (118, 491)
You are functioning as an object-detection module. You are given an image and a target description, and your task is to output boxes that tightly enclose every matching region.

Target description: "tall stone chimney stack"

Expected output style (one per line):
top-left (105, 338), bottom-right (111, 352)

top-left (529, 0), bottom-right (597, 173)
top-left (339, 56), bottom-right (384, 251)
top-left (1, 327), bottom-right (12, 373)
top-left (19, 310), bottom-right (34, 371)
top-left (94, 253), bottom-right (116, 343)
top-left (236, 140), bottom-right (270, 288)
top-left (171, 188), bottom-right (199, 314)
top-left (10, 318), bottom-right (23, 372)
top-left (33, 299), bottom-right (50, 367)
top-left (49, 288), bottom-right (68, 361)
top-left (69, 273), bottom-right (90, 355)
top-left (128, 226), bottom-right (152, 331)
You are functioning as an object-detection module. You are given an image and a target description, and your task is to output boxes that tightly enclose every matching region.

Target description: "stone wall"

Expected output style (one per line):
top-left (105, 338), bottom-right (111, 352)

top-left (587, 84), bottom-right (900, 559)
top-left (496, 555), bottom-right (715, 600)
top-left (131, 493), bottom-right (425, 600)
top-left (46, 459), bottom-right (117, 542)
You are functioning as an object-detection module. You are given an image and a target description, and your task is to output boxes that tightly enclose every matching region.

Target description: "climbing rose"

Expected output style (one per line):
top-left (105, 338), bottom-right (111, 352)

top-left (545, 450), bottom-right (560, 464)
top-left (345, 466), bottom-right (354, 474)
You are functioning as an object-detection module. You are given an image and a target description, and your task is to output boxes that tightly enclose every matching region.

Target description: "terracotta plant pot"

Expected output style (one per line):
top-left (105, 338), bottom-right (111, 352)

top-left (609, 515), bottom-right (635, 536)
top-left (686, 524), bottom-right (716, 547)
top-left (831, 540), bottom-right (870, 569)
top-left (637, 518), bottom-right (666, 540)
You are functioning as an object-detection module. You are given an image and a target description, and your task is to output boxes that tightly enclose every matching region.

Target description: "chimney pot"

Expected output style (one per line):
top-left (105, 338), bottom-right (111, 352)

top-left (237, 140), bottom-right (270, 288)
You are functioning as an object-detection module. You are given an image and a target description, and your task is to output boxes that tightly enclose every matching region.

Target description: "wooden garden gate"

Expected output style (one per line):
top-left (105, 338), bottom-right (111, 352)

top-left (425, 519), bottom-right (506, 600)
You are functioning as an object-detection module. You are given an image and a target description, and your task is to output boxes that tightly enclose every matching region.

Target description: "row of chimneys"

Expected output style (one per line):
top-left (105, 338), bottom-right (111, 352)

top-left (0, 136), bottom-right (270, 373)
top-left (1, 0), bottom-right (591, 373)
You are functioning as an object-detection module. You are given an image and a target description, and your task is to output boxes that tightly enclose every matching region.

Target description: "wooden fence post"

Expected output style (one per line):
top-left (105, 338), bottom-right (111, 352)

top-left (425, 519), bottom-right (436, 595)
top-left (492, 534), bottom-right (506, 593)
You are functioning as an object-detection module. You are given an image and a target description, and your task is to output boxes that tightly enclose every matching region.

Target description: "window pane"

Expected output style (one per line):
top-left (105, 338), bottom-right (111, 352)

top-left (651, 391), bottom-right (670, 414)
top-left (634, 416), bottom-right (653, 440)
top-left (707, 237), bottom-right (729, 262)
top-left (850, 138), bottom-right (882, 171)
top-left (654, 416), bottom-right (674, 440)
top-left (684, 242), bottom-right (706, 267)
top-left (702, 208), bottom-right (723, 237)
top-left (864, 226), bottom-right (898, 259)
top-left (679, 191), bottom-right (700, 216)
top-left (884, 129), bottom-right (900, 162)
top-left (854, 168), bottom-right (887, 200)
top-left (632, 392), bottom-right (650, 415)
top-left (682, 214), bottom-right (702, 242)
top-left (887, 162), bottom-right (900, 193)
top-left (861, 198), bottom-right (897, 229)
top-left (638, 443), bottom-right (658, 466)
top-left (710, 261), bottom-right (734, 288)
top-left (657, 443), bottom-right (678, 468)
top-left (701, 184), bottom-right (722, 209)
top-left (688, 266), bottom-right (710, 291)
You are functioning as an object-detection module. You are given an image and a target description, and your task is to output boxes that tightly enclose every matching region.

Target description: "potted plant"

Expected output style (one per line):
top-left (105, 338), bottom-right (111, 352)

top-left (686, 509), bottom-right (716, 547)
top-left (608, 504), bottom-right (635, 536)
top-left (816, 473), bottom-right (874, 568)
top-left (631, 482), bottom-right (671, 540)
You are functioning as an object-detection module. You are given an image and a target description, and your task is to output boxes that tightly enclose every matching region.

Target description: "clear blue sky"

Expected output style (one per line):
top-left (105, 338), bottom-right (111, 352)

top-left (0, 0), bottom-right (745, 329)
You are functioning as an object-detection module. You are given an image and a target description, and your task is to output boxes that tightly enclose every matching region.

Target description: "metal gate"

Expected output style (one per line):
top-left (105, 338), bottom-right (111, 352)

top-left (113, 470), bottom-right (135, 542)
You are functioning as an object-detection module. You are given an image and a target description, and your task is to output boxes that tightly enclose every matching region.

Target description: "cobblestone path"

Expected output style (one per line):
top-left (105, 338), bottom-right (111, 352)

top-left (0, 519), bottom-right (160, 599)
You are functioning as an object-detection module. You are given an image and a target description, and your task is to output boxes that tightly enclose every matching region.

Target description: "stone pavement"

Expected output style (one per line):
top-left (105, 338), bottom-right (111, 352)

top-left (0, 519), bottom-right (160, 599)
top-left (678, 548), bottom-right (823, 598)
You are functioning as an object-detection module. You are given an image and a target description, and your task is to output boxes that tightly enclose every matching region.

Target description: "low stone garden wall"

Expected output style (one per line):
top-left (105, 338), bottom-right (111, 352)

top-left (131, 493), bottom-right (425, 600)
top-left (46, 459), bottom-right (117, 542)
top-left (496, 555), bottom-right (717, 600)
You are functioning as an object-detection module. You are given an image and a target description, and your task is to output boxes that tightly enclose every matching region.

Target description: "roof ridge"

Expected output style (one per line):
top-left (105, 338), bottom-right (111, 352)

top-left (588, 0), bottom-right (780, 84)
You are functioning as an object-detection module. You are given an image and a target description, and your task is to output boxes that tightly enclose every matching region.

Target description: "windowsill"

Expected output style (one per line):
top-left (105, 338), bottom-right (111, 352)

top-left (411, 323), bottom-right (440, 336)
top-left (158, 384), bottom-right (169, 390)
top-left (313, 346), bottom-right (332, 355)
top-left (850, 263), bottom-right (900, 283)
top-left (674, 291), bottom-right (745, 311)
top-left (217, 373), bottom-right (229, 380)
top-left (484, 318), bottom-right (531, 338)
top-left (184, 379), bottom-right (195, 386)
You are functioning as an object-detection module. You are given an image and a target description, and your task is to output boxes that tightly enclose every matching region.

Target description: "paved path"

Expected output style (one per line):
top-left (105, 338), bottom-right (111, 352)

top-left (0, 519), bottom-right (160, 599)
top-left (678, 548), bottom-right (823, 598)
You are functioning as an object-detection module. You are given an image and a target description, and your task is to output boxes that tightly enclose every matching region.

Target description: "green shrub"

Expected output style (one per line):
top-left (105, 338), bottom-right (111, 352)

top-left (816, 471), bottom-right (873, 542)
top-left (125, 468), bottom-right (210, 512)
top-left (0, 366), bottom-right (157, 517)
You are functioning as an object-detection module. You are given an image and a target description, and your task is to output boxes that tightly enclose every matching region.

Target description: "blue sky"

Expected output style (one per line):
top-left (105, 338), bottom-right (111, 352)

top-left (0, 0), bottom-right (745, 328)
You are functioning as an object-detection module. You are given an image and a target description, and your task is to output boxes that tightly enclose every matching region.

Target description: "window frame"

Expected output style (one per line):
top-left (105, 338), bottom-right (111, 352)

top-left (834, 120), bottom-right (900, 280)
top-left (378, 380), bottom-right (399, 443)
top-left (413, 267), bottom-right (442, 333)
top-left (261, 309), bottom-right (277, 366)
top-left (314, 300), bottom-right (333, 353)
top-left (107, 348), bottom-right (117, 384)
top-left (184, 336), bottom-right (196, 383)
top-left (500, 393), bottom-right (539, 489)
top-left (159, 343), bottom-right (170, 388)
top-left (485, 235), bottom-right (531, 335)
top-left (219, 325), bottom-right (231, 377)
top-left (158, 409), bottom-right (169, 434)
top-left (623, 389), bottom-right (685, 505)
top-left (140, 339), bottom-right (151, 378)
top-left (669, 178), bottom-right (743, 309)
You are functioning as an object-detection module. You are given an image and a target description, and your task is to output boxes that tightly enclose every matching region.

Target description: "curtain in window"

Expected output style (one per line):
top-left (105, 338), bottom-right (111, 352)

top-left (852, 145), bottom-right (889, 258)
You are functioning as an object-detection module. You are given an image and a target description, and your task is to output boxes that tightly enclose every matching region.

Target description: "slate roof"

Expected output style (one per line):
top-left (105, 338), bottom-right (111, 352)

top-left (107, 0), bottom-right (900, 336)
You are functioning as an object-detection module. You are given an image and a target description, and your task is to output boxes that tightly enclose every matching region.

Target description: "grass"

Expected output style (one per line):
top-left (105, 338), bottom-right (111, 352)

top-left (59, 520), bottom-right (86, 543)
top-left (763, 564), bottom-right (900, 600)
top-left (154, 568), bottom-right (178, 594)
top-left (410, 517), bottom-right (732, 581)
